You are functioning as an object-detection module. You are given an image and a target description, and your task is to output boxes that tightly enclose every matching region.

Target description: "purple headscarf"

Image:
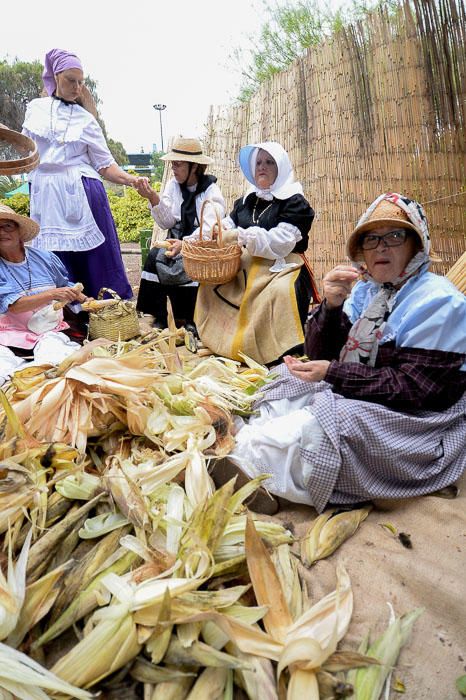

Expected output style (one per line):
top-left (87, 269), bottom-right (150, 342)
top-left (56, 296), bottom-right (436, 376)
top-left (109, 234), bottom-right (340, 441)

top-left (42, 48), bottom-right (83, 96)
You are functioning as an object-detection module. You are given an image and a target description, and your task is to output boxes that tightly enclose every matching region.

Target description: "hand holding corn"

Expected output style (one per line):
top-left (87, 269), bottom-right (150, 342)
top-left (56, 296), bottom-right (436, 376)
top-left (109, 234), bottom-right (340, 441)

top-left (52, 283), bottom-right (86, 310)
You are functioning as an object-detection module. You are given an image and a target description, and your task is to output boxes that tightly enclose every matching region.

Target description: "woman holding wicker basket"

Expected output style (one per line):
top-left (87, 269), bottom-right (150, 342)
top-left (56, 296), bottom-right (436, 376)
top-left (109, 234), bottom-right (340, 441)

top-left (188, 141), bottom-right (317, 365)
top-left (134, 137), bottom-right (225, 332)
top-left (22, 48), bottom-right (142, 300)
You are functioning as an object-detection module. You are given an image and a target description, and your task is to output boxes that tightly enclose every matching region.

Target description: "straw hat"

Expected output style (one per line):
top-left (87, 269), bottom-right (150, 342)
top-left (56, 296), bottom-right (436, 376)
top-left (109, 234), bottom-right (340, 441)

top-left (0, 204), bottom-right (39, 243)
top-left (161, 137), bottom-right (213, 165)
top-left (346, 199), bottom-right (422, 260)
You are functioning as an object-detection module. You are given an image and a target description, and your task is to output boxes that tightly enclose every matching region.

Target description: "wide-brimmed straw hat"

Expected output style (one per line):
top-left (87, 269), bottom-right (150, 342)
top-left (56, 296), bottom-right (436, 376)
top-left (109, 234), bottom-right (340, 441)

top-left (0, 203), bottom-right (39, 243)
top-left (346, 199), bottom-right (422, 260)
top-left (161, 137), bottom-right (213, 165)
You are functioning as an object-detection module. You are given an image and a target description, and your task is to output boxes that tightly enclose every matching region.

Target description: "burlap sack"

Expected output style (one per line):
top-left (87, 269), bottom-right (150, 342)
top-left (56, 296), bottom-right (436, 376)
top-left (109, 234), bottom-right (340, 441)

top-left (271, 472), bottom-right (466, 699)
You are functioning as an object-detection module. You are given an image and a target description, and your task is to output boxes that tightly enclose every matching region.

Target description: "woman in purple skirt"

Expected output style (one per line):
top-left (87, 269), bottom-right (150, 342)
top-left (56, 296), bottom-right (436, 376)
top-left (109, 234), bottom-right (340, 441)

top-left (22, 48), bottom-right (141, 299)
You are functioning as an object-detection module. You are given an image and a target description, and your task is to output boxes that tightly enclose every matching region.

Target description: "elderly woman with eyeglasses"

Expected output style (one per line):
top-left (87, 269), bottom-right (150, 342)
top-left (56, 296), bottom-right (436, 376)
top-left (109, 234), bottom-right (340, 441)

top-left (211, 193), bottom-right (466, 514)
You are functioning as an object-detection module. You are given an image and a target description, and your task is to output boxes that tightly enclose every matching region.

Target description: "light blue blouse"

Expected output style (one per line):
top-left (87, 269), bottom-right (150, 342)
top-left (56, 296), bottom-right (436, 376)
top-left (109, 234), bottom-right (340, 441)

top-left (0, 248), bottom-right (73, 314)
top-left (344, 267), bottom-right (466, 366)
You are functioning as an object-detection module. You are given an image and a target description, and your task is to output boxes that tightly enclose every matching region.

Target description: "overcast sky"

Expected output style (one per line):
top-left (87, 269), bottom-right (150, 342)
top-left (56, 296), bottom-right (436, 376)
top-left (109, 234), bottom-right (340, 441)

top-left (2, 0), bottom-right (273, 153)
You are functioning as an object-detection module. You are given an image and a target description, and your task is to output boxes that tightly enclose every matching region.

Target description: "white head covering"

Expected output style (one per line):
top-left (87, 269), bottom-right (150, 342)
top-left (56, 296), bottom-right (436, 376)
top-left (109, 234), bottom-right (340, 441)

top-left (238, 141), bottom-right (303, 201)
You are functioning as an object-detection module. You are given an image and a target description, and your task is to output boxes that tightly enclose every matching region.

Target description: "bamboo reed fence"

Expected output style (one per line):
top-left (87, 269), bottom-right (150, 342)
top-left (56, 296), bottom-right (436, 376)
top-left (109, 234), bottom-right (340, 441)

top-left (202, 0), bottom-right (465, 287)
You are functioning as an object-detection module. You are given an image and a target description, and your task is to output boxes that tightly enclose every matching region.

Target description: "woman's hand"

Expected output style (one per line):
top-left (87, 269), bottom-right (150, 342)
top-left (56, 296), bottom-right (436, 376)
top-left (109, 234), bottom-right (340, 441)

top-left (165, 239), bottom-right (182, 257)
top-left (133, 178), bottom-right (159, 207)
top-left (283, 355), bottom-right (330, 382)
top-left (9, 286), bottom-right (85, 314)
top-left (52, 287), bottom-right (84, 303)
top-left (322, 265), bottom-right (360, 309)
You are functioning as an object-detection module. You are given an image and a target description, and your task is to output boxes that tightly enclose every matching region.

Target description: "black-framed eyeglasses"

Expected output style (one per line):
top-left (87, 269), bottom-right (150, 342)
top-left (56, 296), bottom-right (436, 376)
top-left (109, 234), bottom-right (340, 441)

top-left (360, 229), bottom-right (408, 250)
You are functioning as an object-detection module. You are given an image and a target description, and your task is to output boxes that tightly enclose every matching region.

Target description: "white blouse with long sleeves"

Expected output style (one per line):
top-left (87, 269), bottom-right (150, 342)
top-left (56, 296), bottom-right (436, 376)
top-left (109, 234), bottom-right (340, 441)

top-left (205, 215), bottom-right (302, 271)
top-left (151, 178), bottom-right (225, 233)
top-left (22, 97), bottom-right (115, 252)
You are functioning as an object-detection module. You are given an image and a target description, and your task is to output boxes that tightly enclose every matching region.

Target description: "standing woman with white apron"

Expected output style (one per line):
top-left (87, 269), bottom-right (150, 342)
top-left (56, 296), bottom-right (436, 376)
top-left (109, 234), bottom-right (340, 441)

top-left (22, 48), bottom-right (141, 299)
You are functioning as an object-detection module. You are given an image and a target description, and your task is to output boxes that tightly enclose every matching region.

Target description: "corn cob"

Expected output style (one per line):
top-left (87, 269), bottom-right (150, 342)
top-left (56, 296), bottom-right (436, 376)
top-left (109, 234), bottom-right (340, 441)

top-left (301, 507), bottom-right (371, 566)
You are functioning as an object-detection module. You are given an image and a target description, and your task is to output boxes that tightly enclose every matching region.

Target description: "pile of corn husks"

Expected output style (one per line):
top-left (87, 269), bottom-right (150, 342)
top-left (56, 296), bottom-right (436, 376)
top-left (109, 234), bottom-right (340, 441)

top-left (0, 327), bottom-right (421, 700)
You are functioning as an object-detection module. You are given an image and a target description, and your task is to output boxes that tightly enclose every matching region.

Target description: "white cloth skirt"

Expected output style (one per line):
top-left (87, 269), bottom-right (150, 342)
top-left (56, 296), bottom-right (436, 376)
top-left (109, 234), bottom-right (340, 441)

top-left (231, 396), bottom-right (325, 504)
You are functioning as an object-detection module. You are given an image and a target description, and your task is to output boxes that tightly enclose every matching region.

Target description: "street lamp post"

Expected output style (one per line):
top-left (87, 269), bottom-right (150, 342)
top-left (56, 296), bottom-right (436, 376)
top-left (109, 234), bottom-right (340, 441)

top-left (153, 104), bottom-right (167, 152)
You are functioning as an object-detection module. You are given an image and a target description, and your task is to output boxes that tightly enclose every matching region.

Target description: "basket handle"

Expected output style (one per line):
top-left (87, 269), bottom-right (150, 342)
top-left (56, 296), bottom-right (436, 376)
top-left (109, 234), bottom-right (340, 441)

top-left (199, 199), bottom-right (224, 245)
top-left (97, 287), bottom-right (121, 301)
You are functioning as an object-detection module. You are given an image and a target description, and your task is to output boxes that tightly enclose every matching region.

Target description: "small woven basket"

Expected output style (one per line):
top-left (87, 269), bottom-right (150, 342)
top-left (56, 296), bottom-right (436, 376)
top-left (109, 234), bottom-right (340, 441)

top-left (182, 200), bottom-right (242, 285)
top-left (0, 124), bottom-right (39, 175)
top-left (88, 288), bottom-right (140, 342)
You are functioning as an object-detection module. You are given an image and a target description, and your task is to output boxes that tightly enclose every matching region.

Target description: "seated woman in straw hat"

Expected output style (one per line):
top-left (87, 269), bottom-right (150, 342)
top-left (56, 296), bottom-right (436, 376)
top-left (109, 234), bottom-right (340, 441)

top-left (0, 204), bottom-right (88, 386)
top-left (22, 48), bottom-right (144, 300)
top-left (212, 193), bottom-right (466, 514)
top-left (134, 137), bottom-right (225, 332)
top-left (188, 141), bottom-right (318, 365)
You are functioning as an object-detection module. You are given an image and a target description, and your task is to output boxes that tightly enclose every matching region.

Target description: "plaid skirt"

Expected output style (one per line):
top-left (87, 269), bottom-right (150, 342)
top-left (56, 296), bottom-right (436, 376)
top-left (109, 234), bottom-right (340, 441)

top-left (247, 364), bottom-right (466, 511)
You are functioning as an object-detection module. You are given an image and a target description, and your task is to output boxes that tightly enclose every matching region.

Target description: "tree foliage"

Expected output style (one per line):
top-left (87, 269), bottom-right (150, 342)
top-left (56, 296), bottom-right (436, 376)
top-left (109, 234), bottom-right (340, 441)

top-left (0, 59), bottom-right (43, 130)
top-left (1, 192), bottom-right (30, 216)
top-left (151, 150), bottom-right (165, 181)
top-left (108, 138), bottom-right (129, 166)
top-left (233, 0), bottom-right (385, 101)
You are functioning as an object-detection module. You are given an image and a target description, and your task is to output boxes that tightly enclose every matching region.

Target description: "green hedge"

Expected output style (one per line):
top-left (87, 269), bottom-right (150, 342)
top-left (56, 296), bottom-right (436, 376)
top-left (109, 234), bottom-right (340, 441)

top-left (2, 184), bottom-right (161, 244)
top-left (107, 187), bottom-right (154, 242)
top-left (1, 193), bottom-right (30, 216)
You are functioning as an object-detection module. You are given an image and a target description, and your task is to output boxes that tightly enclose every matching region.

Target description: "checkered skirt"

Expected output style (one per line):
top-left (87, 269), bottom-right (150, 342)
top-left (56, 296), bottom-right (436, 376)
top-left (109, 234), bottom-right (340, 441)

top-left (255, 365), bottom-right (466, 512)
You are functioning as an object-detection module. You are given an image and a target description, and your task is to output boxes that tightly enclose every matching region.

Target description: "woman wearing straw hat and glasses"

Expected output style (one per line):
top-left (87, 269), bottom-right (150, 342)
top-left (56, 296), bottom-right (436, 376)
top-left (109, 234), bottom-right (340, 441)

top-left (0, 204), bottom-right (88, 385)
top-left (21, 48), bottom-right (144, 299)
top-left (134, 137), bottom-right (225, 331)
top-left (212, 193), bottom-right (466, 512)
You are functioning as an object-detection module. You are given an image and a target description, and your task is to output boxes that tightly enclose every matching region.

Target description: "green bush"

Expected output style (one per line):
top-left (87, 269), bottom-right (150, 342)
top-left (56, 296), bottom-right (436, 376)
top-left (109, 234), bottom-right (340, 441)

top-left (2, 193), bottom-right (30, 216)
top-left (108, 187), bottom-right (153, 242)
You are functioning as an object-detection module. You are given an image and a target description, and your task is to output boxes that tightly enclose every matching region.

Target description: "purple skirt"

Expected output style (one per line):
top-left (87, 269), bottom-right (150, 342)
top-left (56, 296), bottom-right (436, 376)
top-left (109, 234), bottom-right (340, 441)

top-left (54, 177), bottom-right (133, 300)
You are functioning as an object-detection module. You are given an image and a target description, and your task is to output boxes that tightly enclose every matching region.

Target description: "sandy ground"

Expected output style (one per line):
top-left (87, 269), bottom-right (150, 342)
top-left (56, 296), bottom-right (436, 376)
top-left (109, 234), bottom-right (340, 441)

top-left (121, 242), bottom-right (143, 297)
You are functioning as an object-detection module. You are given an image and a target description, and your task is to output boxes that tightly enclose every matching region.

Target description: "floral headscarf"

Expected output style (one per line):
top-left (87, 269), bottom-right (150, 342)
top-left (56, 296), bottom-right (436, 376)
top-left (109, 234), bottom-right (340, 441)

top-left (340, 193), bottom-right (431, 366)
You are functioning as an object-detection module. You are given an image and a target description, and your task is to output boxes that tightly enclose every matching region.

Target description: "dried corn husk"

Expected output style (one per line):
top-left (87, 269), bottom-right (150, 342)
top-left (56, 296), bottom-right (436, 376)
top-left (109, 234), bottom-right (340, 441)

top-left (350, 607), bottom-right (423, 699)
top-left (301, 507), bottom-right (371, 566)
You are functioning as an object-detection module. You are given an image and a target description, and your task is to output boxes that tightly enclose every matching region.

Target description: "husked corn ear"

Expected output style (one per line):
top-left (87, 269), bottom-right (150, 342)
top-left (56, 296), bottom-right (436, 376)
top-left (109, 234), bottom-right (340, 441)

top-left (301, 507), bottom-right (371, 566)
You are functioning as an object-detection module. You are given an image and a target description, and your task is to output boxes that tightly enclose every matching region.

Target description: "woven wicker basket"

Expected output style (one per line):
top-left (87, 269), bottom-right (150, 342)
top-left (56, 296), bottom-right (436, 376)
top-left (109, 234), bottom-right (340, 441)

top-left (0, 124), bottom-right (39, 176)
top-left (182, 199), bottom-right (242, 285)
top-left (88, 288), bottom-right (140, 342)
